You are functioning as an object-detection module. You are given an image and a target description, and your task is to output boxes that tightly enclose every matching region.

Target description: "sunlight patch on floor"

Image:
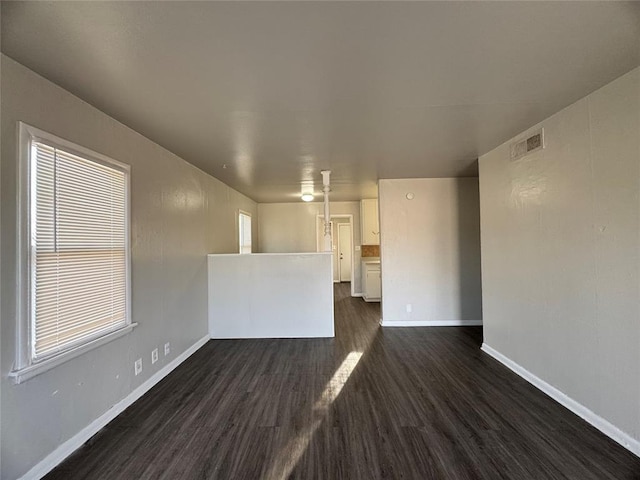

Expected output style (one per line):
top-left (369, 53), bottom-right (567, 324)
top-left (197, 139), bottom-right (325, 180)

top-left (264, 351), bottom-right (363, 480)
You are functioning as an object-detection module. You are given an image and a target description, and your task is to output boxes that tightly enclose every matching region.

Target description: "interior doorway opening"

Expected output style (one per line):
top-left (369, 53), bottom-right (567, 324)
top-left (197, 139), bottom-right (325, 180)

top-left (316, 214), bottom-right (355, 296)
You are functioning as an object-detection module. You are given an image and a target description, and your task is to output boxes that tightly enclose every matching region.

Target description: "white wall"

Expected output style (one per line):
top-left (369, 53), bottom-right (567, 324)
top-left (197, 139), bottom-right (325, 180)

top-left (379, 178), bottom-right (482, 325)
top-left (258, 201), bottom-right (363, 294)
top-left (0, 55), bottom-right (257, 480)
top-left (479, 67), bottom-right (640, 452)
top-left (208, 253), bottom-right (334, 338)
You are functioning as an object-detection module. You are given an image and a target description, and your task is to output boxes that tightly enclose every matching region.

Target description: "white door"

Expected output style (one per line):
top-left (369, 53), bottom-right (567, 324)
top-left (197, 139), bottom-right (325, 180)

top-left (330, 222), bottom-right (339, 282)
top-left (338, 223), bottom-right (352, 282)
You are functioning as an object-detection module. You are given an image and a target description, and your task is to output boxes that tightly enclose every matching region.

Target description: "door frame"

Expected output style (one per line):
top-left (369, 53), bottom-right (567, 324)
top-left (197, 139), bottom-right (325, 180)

top-left (337, 223), bottom-right (352, 282)
top-left (316, 214), bottom-right (355, 297)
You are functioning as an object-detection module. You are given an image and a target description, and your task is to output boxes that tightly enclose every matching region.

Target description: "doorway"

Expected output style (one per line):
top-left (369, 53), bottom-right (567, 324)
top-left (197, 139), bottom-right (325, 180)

top-left (338, 223), bottom-right (352, 282)
top-left (316, 214), bottom-right (355, 296)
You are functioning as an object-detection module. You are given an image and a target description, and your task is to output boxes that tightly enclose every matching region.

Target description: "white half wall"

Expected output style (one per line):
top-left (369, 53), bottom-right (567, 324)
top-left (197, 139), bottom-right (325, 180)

top-left (257, 201), bottom-right (363, 293)
top-left (379, 178), bottom-right (482, 325)
top-left (208, 253), bottom-right (334, 338)
top-left (479, 67), bottom-right (640, 451)
top-left (0, 55), bottom-right (257, 480)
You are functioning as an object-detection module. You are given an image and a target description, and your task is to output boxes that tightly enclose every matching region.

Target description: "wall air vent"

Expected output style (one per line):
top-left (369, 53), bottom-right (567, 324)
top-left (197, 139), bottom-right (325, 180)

top-left (510, 128), bottom-right (544, 161)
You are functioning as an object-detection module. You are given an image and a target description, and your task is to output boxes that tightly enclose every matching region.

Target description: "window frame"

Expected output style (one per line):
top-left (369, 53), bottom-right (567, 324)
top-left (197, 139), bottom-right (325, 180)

top-left (10, 122), bottom-right (135, 384)
top-left (238, 210), bottom-right (252, 254)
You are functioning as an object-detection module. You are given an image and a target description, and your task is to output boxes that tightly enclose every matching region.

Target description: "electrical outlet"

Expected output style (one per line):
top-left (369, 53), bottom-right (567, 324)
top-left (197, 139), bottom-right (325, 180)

top-left (164, 342), bottom-right (170, 356)
top-left (151, 348), bottom-right (158, 364)
top-left (134, 358), bottom-right (142, 376)
top-left (406, 304), bottom-right (412, 313)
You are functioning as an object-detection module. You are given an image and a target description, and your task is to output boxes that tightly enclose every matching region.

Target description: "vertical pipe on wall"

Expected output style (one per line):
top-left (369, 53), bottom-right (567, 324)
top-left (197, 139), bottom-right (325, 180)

top-left (321, 170), bottom-right (332, 252)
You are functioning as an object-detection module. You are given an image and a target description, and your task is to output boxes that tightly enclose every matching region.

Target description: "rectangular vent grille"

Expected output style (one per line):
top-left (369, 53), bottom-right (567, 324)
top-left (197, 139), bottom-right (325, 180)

top-left (511, 128), bottom-right (544, 161)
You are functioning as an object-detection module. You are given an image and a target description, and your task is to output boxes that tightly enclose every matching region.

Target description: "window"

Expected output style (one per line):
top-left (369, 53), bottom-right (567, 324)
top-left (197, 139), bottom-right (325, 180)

top-left (239, 211), bottom-right (252, 254)
top-left (11, 123), bottom-right (133, 383)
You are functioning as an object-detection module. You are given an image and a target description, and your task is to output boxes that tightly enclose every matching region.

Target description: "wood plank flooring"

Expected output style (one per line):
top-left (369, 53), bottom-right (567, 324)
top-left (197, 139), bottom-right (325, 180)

top-left (46, 283), bottom-right (640, 479)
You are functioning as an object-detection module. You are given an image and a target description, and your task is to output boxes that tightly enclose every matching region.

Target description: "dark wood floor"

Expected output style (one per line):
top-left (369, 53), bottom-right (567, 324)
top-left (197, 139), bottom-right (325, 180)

top-left (47, 284), bottom-right (640, 479)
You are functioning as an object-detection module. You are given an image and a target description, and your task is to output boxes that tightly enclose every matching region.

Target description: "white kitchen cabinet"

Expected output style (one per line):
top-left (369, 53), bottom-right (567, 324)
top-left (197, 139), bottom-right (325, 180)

top-left (362, 261), bottom-right (381, 302)
top-left (361, 199), bottom-right (380, 245)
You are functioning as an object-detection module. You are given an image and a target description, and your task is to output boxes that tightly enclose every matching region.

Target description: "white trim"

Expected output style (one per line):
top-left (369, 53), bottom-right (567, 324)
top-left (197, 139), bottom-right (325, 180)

top-left (381, 320), bottom-right (483, 327)
top-left (15, 122), bottom-right (133, 372)
top-left (481, 343), bottom-right (640, 458)
top-left (315, 213), bottom-right (356, 297)
top-left (9, 323), bottom-right (138, 384)
top-left (352, 293), bottom-right (363, 298)
top-left (17, 335), bottom-right (210, 480)
top-left (16, 121), bottom-right (32, 370)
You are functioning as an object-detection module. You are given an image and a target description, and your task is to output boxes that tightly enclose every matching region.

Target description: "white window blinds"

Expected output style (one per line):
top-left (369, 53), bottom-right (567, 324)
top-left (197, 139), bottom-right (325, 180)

top-left (239, 212), bottom-right (252, 254)
top-left (31, 142), bottom-right (129, 360)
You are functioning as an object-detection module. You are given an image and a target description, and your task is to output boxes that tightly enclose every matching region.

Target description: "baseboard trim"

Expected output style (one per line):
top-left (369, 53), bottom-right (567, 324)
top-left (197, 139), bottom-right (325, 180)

top-left (481, 343), bottom-right (640, 458)
top-left (19, 335), bottom-right (210, 480)
top-left (381, 320), bottom-right (483, 327)
top-left (351, 293), bottom-right (363, 298)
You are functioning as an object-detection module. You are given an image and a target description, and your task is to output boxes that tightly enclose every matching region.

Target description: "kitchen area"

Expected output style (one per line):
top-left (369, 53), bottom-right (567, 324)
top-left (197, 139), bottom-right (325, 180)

top-left (206, 197), bottom-right (381, 340)
top-left (360, 199), bottom-right (381, 303)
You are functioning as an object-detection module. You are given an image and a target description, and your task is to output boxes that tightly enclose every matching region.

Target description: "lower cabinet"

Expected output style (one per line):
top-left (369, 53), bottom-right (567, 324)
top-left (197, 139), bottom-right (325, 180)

top-left (362, 262), bottom-right (381, 302)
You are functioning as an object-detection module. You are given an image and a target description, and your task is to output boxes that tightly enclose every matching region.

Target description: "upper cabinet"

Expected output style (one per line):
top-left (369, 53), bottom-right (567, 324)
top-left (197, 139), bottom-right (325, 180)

top-left (361, 199), bottom-right (380, 245)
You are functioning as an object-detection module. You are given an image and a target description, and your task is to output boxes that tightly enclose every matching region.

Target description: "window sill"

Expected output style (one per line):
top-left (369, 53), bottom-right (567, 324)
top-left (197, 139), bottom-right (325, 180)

top-left (9, 323), bottom-right (138, 384)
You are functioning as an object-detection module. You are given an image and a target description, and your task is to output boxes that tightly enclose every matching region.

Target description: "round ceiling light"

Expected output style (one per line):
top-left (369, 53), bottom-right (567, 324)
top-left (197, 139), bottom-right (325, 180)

top-left (301, 193), bottom-right (314, 202)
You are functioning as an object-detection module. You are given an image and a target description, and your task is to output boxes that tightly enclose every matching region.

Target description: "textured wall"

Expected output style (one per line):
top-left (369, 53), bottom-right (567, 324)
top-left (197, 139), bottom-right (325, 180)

top-left (0, 55), bottom-right (257, 480)
top-left (379, 178), bottom-right (482, 324)
top-left (479, 68), bottom-right (640, 446)
top-left (257, 201), bottom-right (363, 294)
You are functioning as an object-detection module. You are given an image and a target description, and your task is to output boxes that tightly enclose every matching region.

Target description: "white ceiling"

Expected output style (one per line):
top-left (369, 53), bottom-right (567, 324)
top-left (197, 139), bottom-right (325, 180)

top-left (2, 1), bottom-right (639, 203)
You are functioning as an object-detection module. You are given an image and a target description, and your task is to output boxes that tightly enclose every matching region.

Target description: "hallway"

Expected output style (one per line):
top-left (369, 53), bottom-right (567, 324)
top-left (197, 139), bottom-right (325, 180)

top-left (47, 284), bottom-right (640, 479)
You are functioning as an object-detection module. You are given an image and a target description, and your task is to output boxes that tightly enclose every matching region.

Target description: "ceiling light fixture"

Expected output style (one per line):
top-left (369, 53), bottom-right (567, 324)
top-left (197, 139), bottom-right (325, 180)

top-left (301, 193), bottom-right (314, 202)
